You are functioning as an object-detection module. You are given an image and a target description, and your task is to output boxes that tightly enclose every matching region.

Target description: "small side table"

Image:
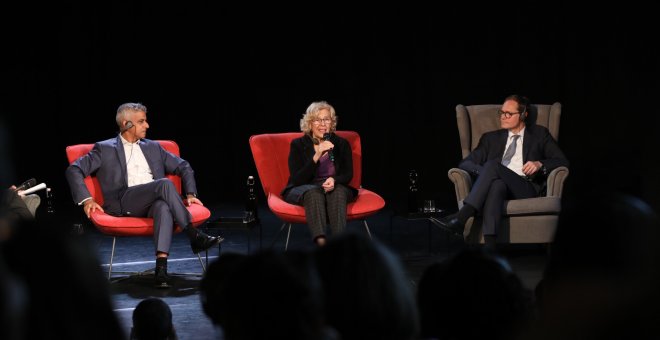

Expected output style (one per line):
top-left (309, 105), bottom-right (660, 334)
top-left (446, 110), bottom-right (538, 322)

top-left (406, 211), bottom-right (446, 252)
top-left (205, 215), bottom-right (262, 257)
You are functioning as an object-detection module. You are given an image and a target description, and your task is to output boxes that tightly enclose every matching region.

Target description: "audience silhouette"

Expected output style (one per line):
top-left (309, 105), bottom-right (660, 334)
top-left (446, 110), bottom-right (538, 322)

top-left (417, 247), bottom-right (532, 340)
top-left (201, 250), bottom-right (328, 340)
top-left (1, 118), bottom-right (123, 340)
top-left (528, 192), bottom-right (660, 339)
top-left (0, 252), bottom-right (27, 340)
top-left (199, 252), bottom-right (248, 329)
top-left (1, 219), bottom-right (125, 339)
top-left (130, 297), bottom-right (177, 340)
top-left (314, 232), bottom-right (419, 340)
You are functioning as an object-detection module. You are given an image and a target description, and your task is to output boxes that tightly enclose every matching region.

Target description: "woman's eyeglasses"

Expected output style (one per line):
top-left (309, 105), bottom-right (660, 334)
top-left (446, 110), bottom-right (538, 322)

top-left (312, 118), bottom-right (332, 125)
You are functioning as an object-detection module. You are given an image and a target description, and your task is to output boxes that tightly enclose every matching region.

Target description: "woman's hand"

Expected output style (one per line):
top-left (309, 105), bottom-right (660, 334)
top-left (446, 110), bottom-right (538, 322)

top-left (314, 140), bottom-right (335, 162)
top-left (318, 140), bottom-right (334, 154)
top-left (322, 177), bottom-right (335, 193)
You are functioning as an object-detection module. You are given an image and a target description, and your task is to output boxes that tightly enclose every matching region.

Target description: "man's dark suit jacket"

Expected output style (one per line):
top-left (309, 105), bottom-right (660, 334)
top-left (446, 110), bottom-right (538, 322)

top-left (459, 124), bottom-right (569, 189)
top-left (65, 136), bottom-right (197, 216)
top-left (281, 133), bottom-right (358, 199)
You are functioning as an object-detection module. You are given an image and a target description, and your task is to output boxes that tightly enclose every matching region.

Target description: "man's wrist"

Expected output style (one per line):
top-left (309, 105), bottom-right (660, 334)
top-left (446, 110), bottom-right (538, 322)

top-left (539, 162), bottom-right (547, 175)
top-left (186, 193), bottom-right (197, 198)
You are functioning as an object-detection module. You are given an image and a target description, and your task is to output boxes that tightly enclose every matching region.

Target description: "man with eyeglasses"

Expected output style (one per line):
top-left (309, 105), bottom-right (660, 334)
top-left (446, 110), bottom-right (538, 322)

top-left (438, 95), bottom-right (569, 250)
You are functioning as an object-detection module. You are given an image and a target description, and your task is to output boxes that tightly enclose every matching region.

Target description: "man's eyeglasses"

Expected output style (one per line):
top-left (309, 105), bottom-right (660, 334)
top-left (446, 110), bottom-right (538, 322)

top-left (497, 109), bottom-right (521, 119)
top-left (312, 117), bottom-right (332, 125)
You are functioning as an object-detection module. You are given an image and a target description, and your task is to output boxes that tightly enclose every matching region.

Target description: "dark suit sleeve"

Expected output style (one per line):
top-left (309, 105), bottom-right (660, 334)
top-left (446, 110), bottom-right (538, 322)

top-left (536, 128), bottom-right (569, 172)
top-left (287, 138), bottom-right (318, 187)
top-left (332, 136), bottom-right (353, 185)
top-left (65, 142), bottom-right (103, 204)
top-left (458, 133), bottom-right (496, 176)
top-left (159, 145), bottom-right (197, 195)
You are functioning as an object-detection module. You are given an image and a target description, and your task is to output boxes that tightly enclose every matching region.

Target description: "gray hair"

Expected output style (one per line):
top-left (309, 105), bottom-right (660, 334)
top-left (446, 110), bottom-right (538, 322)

top-left (115, 102), bottom-right (147, 128)
top-left (299, 101), bottom-right (338, 134)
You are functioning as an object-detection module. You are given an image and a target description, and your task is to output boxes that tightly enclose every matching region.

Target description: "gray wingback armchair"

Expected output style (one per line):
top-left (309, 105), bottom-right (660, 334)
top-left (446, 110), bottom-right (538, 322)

top-left (448, 102), bottom-right (569, 244)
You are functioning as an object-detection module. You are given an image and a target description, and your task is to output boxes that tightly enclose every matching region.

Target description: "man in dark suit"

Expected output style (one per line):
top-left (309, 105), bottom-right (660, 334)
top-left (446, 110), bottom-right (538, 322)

top-left (439, 95), bottom-right (569, 250)
top-left (66, 102), bottom-right (222, 287)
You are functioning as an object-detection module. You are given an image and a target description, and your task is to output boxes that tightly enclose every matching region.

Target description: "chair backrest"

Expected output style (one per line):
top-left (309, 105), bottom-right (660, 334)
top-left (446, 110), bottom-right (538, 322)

top-left (65, 140), bottom-right (182, 206)
top-left (249, 131), bottom-right (362, 198)
top-left (455, 103), bottom-right (562, 158)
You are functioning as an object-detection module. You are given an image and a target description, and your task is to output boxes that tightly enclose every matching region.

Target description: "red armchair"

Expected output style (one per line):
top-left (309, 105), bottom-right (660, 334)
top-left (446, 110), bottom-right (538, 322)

top-left (249, 131), bottom-right (385, 250)
top-left (65, 140), bottom-right (211, 278)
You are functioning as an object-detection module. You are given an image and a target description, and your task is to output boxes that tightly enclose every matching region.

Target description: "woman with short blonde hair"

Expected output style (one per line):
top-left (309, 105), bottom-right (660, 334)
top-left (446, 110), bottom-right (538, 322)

top-left (282, 101), bottom-right (357, 246)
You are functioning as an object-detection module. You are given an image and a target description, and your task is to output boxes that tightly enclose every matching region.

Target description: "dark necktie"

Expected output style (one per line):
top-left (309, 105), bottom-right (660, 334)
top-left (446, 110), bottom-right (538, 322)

top-left (501, 135), bottom-right (520, 167)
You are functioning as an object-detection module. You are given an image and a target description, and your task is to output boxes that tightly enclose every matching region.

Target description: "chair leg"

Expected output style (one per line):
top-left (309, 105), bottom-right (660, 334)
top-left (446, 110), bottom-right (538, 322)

top-left (269, 222), bottom-right (288, 249)
top-left (196, 253), bottom-right (206, 272)
top-left (108, 236), bottom-right (117, 279)
top-left (363, 220), bottom-right (373, 239)
top-left (104, 236), bottom-right (207, 281)
top-left (284, 223), bottom-right (292, 251)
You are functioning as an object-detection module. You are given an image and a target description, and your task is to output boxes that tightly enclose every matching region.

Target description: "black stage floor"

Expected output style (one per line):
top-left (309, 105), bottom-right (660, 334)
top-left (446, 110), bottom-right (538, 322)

top-left (78, 202), bottom-right (547, 339)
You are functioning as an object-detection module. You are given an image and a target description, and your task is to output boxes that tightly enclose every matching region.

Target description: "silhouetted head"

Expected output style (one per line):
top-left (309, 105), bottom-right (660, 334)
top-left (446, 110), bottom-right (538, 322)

top-left (531, 192), bottom-right (660, 340)
top-left (131, 298), bottom-right (176, 340)
top-left (314, 232), bottom-right (419, 340)
top-left (417, 248), bottom-right (530, 340)
top-left (203, 250), bottom-right (325, 340)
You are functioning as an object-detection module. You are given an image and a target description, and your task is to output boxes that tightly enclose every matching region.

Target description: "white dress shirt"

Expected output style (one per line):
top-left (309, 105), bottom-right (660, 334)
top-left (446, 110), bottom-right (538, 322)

top-left (505, 127), bottom-right (525, 176)
top-left (121, 135), bottom-right (154, 187)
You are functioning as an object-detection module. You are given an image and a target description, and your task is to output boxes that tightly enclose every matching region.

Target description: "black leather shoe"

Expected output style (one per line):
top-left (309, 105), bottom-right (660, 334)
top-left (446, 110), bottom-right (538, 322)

top-left (436, 216), bottom-right (465, 236)
top-left (154, 266), bottom-right (171, 289)
top-left (190, 230), bottom-right (224, 254)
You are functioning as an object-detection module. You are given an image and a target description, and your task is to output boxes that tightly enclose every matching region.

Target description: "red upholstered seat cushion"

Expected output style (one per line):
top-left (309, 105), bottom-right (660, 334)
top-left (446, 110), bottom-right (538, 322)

top-left (90, 203), bottom-right (211, 236)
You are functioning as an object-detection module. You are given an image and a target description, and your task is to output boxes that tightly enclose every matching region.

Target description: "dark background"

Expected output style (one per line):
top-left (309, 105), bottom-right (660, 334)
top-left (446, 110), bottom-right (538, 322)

top-left (3, 3), bottom-right (659, 221)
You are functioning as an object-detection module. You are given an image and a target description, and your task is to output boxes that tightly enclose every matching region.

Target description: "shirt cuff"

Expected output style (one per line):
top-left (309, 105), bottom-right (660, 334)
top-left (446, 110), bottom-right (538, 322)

top-left (78, 197), bottom-right (92, 206)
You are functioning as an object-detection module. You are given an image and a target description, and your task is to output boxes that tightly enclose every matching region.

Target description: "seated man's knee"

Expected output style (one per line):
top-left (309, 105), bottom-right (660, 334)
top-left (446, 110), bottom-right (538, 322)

top-left (154, 178), bottom-right (176, 193)
top-left (489, 179), bottom-right (507, 194)
top-left (152, 200), bottom-right (171, 213)
top-left (483, 160), bottom-right (501, 171)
